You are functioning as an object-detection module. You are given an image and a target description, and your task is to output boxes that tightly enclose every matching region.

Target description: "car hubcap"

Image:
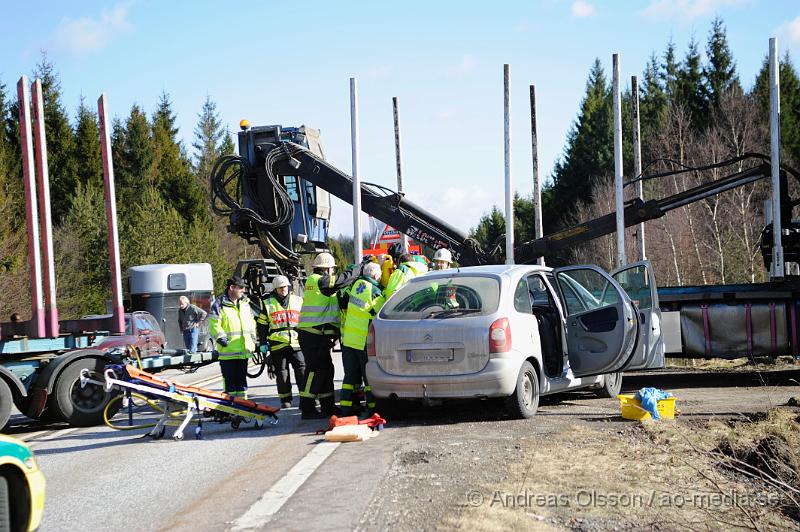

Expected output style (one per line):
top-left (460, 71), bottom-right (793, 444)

top-left (522, 372), bottom-right (533, 408)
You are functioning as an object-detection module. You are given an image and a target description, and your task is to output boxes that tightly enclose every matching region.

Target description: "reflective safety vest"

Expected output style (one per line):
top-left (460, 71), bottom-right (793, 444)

top-left (298, 273), bottom-right (341, 334)
top-left (209, 295), bottom-right (257, 360)
top-left (342, 277), bottom-right (386, 350)
top-left (259, 294), bottom-right (302, 351)
top-left (383, 260), bottom-right (429, 300)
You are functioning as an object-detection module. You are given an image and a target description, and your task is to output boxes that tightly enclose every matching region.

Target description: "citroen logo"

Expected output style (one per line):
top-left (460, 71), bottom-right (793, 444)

top-left (423, 333), bottom-right (433, 342)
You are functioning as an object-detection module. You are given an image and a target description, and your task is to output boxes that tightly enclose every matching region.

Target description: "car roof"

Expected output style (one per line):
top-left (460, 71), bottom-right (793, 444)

top-left (423, 264), bottom-right (552, 277)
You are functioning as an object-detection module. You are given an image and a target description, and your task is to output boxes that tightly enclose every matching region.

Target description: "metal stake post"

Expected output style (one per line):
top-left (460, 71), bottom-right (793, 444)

top-left (393, 97), bottom-right (409, 253)
top-left (769, 37), bottom-right (784, 278)
top-left (529, 85), bottom-right (544, 266)
top-left (631, 75), bottom-right (646, 261)
top-left (351, 78), bottom-right (363, 261)
top-left (504, 65), bottom-right (514, 265)
top-left (612, 54), bottom-right (626, 267)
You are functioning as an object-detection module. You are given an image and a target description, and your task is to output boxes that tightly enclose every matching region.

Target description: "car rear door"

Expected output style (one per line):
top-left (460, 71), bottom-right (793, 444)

top-left (553, 265), bottom-right (638, 377)
top-left (611, 261), bottom-right (664, 370)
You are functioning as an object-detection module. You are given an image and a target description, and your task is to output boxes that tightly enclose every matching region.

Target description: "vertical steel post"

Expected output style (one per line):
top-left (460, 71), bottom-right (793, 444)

top-left (504, 64), bottom-right (515, 265)
top-left (350, 78), bottom-right (363, 260)
top-left (769, 37), bottom-right (784, 278)
top-left (32, 79), bottom-right (59, 337)
top-left (631, 75), bottom-right (646, 261)
top-left (393, 96), bottom-right (409, 253)
top-left (612, 54), bottom-right (626, 267)
top-left (97, 94), bottom-right (125, 335)
top-left (17, 76), bottom-right (45, 338)
top-left (529, 85), bottom-right (544, 266)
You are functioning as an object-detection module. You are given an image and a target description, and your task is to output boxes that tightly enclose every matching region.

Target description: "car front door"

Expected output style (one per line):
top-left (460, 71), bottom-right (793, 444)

top-left (553, 265), bottom-right (638, 378)
top-left (611, 261), bottom-right (664, 370)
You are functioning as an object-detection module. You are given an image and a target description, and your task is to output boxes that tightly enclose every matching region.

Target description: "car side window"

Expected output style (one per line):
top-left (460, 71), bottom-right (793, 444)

top-left (527, 275), bottom-right (554, 308)
top-left (513, 279), bottom-right (532, 314)
top-left (145, 315), bottom-right (160, 332)
top-left (556, 269), bottom-right (617, 317)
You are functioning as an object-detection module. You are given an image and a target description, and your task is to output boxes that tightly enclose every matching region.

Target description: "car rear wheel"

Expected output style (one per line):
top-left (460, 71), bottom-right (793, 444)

top-left (505, 361), bottom-right (539, 419)
top-left (0, 466), bottom-right (28, 532)
top-left (51, 358), bottom-right (120, 426)
top-left (594, 372), bottom-right (623, 398)
top-left (0, 379), bottom-right (12, 432)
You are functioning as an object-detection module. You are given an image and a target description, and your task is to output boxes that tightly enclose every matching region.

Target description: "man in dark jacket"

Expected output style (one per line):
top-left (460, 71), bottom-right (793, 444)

top-left (178, 296), bottom-right (207, 353)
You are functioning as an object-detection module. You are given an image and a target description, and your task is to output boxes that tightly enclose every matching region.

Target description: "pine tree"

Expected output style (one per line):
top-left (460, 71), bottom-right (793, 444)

top-left (34, 55), bottom-right (78, 224)
top-left (192, 95), bottom-right (224, 192)
top-left (703, 17), bottom-right (740, 114)
top-left (676, 37), bottom-right (707, 129)
top-left (73, 98), bottom-right (103, 189)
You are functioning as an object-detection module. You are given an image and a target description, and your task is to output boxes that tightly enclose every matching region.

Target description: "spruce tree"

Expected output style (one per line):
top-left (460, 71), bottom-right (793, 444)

top-left (641, 53), bottom-right (667, 138)
top-left (34, 55), bottom-right (78, 224)
top-left (676, 37), bottom-right (707, 129)
top-left (752, 53), bottom-right (800, 164)
top-left (151, 93), bottom-right (206, 221)
top-left (662, 39), bottom-right (680, 100)
top-left (220, 127), bottom-right (235, 155)
top-left (547, 59), bottom-right (613, 229)
top-left (703, 17), bottom-right (740, 114)
top-left (120, 104), bottom-right (153, 201)
top-left (192, 95), bottom-right (224, 192)
top-left (74, 98), bottom-right (103, 189)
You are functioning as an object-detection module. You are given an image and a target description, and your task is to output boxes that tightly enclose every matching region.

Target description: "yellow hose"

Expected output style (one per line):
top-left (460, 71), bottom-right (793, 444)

top-left (103, 393), bottom-right (189, 430)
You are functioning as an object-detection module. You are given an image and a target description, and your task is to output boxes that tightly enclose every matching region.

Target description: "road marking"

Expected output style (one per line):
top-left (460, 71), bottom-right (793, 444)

top-left (228, 442), bottom-right (341, 531)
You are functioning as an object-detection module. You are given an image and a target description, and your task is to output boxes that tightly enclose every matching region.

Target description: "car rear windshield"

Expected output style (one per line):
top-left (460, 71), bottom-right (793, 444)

top-left (380, 275), bottom-right (501, 320)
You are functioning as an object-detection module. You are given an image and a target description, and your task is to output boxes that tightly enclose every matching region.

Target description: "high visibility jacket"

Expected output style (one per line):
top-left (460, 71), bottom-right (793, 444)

top-left (259, 294), bottom-right (302, 351)
top-left (209, 295), bottom-right (257, 360)
top-left (298, 273), bottom-right (341, 334)
top-left (342, 277), bottom-right (386, 350)
top-left (383, 260), bottom-right (428, 300)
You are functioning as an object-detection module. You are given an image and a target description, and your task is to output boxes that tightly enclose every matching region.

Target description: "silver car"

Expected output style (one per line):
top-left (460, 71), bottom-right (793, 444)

top-left (365, 261), bottom-right (664, 418)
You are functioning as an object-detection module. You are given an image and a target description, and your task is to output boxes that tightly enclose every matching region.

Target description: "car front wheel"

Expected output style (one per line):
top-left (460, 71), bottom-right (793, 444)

top-left (505, 361), bottom-right (539, 419)
top-left (594, 372), bottom-right (623, 398)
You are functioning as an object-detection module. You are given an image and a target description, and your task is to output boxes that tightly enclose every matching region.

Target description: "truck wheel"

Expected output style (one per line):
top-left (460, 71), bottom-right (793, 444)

top-left (0, 475), bottom-right (10, 532)
top-left (594, 372), bottom-right (623, 398)
top-left (0, 379), bottom-right (12, 432)
top-left (505, 361), bottom-right (539, 419)
top-left (51, 358), bottom-right (120, 427)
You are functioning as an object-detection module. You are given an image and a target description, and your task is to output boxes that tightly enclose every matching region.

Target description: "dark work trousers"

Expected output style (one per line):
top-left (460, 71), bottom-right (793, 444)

top-left (271, 347), bottom-right (306, 402)
top-left (219, 358), bottom-right (249, 398)
top-left (298, 329), bottom-right (337, 414)
top-left (340, 346), bottom-right (375, 415)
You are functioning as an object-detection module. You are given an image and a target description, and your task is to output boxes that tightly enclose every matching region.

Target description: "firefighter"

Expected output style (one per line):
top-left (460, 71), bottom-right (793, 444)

top-left (432, 248), bottom-right (453, 270)
top-left (297, 252), bottom-right (365, 419)
top-left (209, 276), bottom-right (257, 399)
top-left (383, 252), bottom-right (429, 299)
top-left (340, 262), bottom-right (385, 416)
top-left (257, 275), bottom-right (305, 409)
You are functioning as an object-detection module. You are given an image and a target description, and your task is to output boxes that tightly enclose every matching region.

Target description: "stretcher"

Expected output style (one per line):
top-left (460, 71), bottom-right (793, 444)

top-left (80, 364), bottom-right (279, 440)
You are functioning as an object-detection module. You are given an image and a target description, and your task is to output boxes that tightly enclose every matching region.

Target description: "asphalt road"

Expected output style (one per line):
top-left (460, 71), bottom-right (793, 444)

top-left (6, 360), bottom-right (800, 531)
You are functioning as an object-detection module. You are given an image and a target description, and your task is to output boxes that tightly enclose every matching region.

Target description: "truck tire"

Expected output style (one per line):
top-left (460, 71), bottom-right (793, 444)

top-left (0, 379), bottom-right (12, 432)
top-left (50, 358), bottom-right (120, 427)
top-left (505, 361), bottom-right (539, 419)
top-left (594, 372), bottom-right (623, 398)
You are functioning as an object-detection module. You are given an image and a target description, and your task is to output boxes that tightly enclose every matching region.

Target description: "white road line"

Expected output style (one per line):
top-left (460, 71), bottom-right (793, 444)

top-left (228, 442), bottom-right (341, 532)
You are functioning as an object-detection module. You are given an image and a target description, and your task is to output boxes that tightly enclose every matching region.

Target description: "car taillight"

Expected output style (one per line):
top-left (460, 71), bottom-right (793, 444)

top-left (489, 317), bottom-right (512, 353)
top-left (367, 322), bottom-right (376, 357)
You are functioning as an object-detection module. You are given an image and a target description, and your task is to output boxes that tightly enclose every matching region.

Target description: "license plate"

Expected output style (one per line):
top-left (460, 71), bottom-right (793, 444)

top-left (408, 349), bottom-right (454, 363)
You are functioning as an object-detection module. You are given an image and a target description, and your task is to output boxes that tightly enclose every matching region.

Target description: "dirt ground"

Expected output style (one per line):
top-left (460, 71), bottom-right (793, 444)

top-left (357, 360), bottom-right (800, 531)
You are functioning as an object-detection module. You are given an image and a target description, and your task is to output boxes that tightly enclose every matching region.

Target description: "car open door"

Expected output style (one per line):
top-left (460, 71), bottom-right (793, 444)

top-left (611, 260), bottom-right (664, 370)
top-left (553, 265), bottom-right (638, 377)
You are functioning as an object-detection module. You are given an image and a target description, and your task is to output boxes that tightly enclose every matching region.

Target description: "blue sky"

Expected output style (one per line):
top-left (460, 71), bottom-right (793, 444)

top-left (2, 0), bottom-right (799, 238)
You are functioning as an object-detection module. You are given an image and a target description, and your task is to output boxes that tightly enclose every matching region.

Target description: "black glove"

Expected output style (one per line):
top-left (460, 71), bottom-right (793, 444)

top-left (217, 337), bottom-right (228, 347)
top-left (265, 353), bottom-right (276, 380)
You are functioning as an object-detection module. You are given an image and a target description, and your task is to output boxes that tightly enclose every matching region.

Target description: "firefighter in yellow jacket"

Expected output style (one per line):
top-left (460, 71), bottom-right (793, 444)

top-left (257, 275), bottom-right (305, 409)
top-left (297, 253), bottom-right (365, 419)
top-left (209, 276), bottom-right (258, 398)
top-left (340, 262), bottom-right (386, 416)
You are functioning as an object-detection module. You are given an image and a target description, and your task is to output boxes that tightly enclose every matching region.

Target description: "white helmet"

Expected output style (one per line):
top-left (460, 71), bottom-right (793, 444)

top-left (312, 252), bottom-right (336, 269)
top-left (433, 248), bottom-right (453, 264)
top-left (272, 275), bottom-right (290, 289)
